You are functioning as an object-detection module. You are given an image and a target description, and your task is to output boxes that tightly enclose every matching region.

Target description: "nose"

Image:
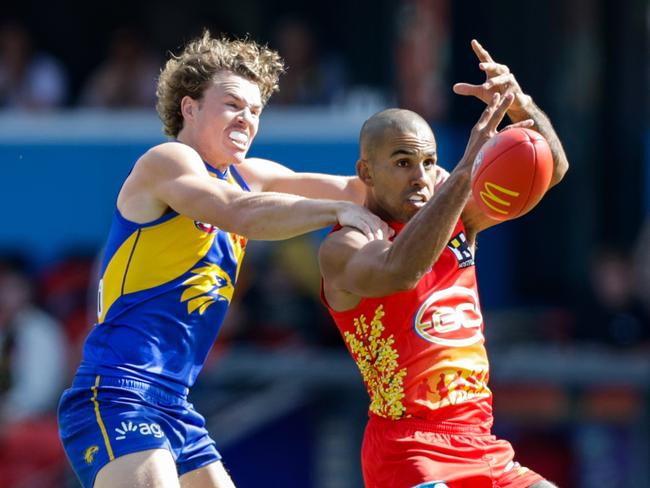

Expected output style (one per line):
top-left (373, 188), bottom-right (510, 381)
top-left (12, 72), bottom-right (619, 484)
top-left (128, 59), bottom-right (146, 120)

top-left (410, 163), bottom-right (427, 188)
top-left (236, 107), bottom-right (255, 127)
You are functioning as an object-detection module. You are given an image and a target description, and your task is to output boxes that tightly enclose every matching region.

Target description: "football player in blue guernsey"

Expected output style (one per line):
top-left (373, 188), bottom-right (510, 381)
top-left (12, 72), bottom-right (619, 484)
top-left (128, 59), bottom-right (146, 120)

top-left (57, 31), bottom-right (394, 488)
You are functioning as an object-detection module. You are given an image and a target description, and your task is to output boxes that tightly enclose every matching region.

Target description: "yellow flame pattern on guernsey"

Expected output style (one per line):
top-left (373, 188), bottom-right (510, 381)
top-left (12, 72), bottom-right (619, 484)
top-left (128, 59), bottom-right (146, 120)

top-left (181, 262), bottom-right (234, 314)
top-left (344, 305), bottom-right (407, 419)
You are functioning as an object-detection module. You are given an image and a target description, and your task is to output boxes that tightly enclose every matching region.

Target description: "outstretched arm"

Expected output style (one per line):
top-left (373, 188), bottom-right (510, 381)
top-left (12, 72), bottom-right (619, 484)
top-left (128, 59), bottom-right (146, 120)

top-left (238, 157), bottom-right (450, 204)
top-left (117, 142), bottom-right (388, 241)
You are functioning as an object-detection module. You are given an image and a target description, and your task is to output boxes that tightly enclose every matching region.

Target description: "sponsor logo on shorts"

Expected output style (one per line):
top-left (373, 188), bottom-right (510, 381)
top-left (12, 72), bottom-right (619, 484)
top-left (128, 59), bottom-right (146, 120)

top-left (84, 445), bottom-right (99, 464)
top-left (413, 286), bottom-right (483, 347)
top-left (113, 420), bottom-right (165, 441)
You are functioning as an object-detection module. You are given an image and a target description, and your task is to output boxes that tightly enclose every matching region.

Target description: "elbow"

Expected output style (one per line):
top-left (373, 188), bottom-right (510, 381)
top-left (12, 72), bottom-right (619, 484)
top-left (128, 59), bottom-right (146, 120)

top-left (550, 158), bottom-right (569, 187)
top-left (384, 266), bottom-right (423, 292)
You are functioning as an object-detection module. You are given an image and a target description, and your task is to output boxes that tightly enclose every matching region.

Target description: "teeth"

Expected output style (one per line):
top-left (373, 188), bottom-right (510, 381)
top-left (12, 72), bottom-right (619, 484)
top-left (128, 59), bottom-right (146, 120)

top-left (229, 131), bottom-right (248, 143)
top-left (408, 195), bottom-right (425, 202)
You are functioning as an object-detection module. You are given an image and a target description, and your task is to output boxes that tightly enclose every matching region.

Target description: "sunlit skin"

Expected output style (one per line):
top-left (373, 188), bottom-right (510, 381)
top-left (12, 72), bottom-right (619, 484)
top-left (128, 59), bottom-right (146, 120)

top-left (359, 118), bottom-right (438, 223)
top-left (177, 71), bottom-right (263, 172)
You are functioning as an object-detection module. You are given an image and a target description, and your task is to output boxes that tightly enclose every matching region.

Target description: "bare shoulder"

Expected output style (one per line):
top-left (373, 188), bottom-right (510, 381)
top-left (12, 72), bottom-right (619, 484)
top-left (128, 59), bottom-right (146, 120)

top-left (319, 227), bottom-right (368, 276)
top-left (135, 141), bottom-right (205, 176)
top-left (118, 142), bottom-right (206, 223)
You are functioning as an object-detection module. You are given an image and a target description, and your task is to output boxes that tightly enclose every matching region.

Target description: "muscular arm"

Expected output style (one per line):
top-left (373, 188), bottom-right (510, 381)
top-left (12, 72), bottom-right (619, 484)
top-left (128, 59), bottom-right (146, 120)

top-left (238, 157), bottom-right (366, 203)
top-left (321, 93), bottom-right (513, 310)
top-left (320, 168), bottom-right (472, 304)
top-left (238, 157), bottom-right (449, 205)
top-left (118, 142), bottom-right (384, 241)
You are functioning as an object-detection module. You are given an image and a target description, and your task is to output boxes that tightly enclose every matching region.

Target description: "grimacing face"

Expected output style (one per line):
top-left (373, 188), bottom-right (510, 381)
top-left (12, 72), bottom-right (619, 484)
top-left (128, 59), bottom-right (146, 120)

top-left (184, 71), bottom-right (263, 168)
top-left (365, 126), bottom-right (438, 223)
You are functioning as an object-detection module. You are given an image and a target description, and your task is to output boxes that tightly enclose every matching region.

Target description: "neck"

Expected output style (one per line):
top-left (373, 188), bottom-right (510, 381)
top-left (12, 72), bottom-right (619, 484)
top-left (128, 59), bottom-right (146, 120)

top-left (366, 194), bottom-right (406, 225)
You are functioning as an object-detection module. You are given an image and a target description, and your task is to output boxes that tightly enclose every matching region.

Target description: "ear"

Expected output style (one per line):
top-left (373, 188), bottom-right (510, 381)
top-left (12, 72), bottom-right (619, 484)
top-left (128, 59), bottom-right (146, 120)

top-left (356, 159), bottom-right (373, 186)
top-left (180, 96), bottom-right (197, 122)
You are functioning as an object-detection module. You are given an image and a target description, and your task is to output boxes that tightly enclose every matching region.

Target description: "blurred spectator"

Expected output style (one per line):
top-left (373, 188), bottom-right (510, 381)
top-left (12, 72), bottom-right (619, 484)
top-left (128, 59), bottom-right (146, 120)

top-left (36, 254), bottom-right (96, 371)
top-left (394, 0), bottom-right (449, 121)
top-left (79, 26), bottom-right (159, 108)
top-left (0, 257), bottom-right (68, 487)
top-left (632, 218), bottom-right (650, 316)
top-left (573, 246), bottom-right (650, 349)
top-left (0, 258), bottom-right (67, 422)
top-left (270, 16), bottom-right (347, 106)
top-left (0, 21), bottom-right (68, 109)
top-left (232, 238), bottom-right (340, 348)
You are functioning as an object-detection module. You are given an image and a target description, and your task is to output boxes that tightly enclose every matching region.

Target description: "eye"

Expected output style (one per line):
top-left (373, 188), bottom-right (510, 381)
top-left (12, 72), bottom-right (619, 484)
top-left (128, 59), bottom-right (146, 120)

top-left (396, 159), bottom-right (410, 168)
top-left (423, 159), bottom-right (436, 169)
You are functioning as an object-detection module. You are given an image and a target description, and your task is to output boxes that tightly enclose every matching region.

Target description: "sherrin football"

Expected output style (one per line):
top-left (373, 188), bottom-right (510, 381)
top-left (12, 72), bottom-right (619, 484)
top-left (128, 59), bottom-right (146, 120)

top-left (471, 127), bottom-right (553, 221)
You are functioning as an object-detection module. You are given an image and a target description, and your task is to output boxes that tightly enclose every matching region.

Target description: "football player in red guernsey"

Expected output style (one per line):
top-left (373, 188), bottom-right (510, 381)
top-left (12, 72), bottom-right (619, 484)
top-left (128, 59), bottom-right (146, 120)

top-left (319, 41), bottom-right (569, 488)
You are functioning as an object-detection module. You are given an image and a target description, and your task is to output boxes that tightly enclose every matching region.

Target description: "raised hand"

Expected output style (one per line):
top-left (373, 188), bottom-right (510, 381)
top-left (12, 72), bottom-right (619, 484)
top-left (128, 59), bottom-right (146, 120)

top-left (452, 39), bottom-right (532, 115)
top-left (460, 92), bottom-right (523, 169)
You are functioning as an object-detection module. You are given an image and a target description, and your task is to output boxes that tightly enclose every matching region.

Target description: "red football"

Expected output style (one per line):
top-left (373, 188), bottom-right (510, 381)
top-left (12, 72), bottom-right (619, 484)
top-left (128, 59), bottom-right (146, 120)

top-left (471, 127), bottom-right (553, 221)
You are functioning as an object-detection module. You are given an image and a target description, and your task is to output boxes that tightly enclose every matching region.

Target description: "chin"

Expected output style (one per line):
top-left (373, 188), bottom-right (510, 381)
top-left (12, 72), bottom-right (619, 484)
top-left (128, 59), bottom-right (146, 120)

top-left (219, 150), bottom-right (247, 166)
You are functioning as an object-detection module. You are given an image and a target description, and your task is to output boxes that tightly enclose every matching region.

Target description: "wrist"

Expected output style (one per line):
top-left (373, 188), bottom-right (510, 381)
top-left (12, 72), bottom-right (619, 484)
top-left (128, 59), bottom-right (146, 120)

top-left (507, 94), bottom-right (534, 121)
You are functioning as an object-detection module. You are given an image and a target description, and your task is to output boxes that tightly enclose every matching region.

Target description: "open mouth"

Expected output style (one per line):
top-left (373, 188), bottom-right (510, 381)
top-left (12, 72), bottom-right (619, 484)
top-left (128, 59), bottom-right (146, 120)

top-left (406, 193), bottom-right (428, 206)
top-left (228, 130), bottom-right (249, 150)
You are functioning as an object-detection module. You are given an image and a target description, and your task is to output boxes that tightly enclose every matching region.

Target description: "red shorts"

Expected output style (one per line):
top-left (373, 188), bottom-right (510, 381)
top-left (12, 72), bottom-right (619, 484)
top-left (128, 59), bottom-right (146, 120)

top-left (361, 416), bottom-right (545, 488)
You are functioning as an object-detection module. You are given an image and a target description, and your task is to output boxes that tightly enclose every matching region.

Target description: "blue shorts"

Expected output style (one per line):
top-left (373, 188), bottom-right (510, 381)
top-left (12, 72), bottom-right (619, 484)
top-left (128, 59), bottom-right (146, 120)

top-left (57, 375), bottom-right (221, 488)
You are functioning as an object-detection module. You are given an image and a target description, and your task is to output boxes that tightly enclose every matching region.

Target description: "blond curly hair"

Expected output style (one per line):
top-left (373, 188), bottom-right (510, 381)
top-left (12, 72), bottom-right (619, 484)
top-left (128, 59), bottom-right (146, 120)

top-left (156, 31), bottom-right (285, 137)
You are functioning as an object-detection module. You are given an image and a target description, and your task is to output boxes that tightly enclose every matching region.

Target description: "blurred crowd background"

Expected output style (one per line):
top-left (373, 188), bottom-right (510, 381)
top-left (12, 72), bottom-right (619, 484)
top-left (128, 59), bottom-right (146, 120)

top-left (0, 0), bottom-right (649, 487)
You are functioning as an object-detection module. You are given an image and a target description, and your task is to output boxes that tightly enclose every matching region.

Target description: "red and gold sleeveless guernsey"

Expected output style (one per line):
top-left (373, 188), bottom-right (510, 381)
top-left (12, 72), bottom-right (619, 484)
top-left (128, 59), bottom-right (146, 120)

top-left (76, 164), bottom-right (249, 395)
top-left (323, 219), bottom-right (492, 427)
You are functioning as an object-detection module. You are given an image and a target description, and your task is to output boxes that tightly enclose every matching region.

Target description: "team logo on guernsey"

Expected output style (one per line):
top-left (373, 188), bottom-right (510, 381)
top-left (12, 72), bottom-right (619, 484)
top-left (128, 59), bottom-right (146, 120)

top-left (413, 286), bottom-right (483, 347)
top-left (194, 221), bottom-right (218, 234)
top-left (447, 232), bottom-right (474, 268)
top-left (181, 262), bottom-right (234, 314)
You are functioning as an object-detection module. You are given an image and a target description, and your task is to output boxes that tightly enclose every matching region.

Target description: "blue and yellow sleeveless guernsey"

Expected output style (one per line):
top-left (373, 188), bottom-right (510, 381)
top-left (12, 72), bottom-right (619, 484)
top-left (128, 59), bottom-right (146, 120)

top-left (77, 163), bottom-right (249, 394)
top-left (58, 162), bottom-right (250, 487)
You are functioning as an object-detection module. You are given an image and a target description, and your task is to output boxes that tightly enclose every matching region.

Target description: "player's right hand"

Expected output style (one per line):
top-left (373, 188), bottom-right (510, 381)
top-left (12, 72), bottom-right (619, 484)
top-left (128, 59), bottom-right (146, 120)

top-left (460, 92), bottom-right (516, 170)
top-left (336, 202), bottom-right (392, 241)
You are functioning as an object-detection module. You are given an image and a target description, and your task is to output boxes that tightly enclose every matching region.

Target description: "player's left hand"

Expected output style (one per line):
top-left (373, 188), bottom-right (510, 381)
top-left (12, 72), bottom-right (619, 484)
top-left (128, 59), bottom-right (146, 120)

top-left (434, 165), bottom-right (450, 191)
top-left (452, 39), bottom-right (532, 116)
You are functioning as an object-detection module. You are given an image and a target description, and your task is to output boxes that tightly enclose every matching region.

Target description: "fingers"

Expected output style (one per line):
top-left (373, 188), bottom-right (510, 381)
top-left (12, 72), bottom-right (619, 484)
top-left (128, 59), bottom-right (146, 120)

top-left (477, 92), bottom-right (513, 134)
top-left (477, 92), bottom-right (502, 127)
top-left (452, 82), bottom-right (482, 97)
top-left (483, 72), bottom-right (513, 89)
top-left (471, 39), bottom-right (494, 63)
top-left (485, 92), bottom-right (514, 132)
top-left (502, 119), bottom-right (534, 131)
top-left (343, 210), bottom-right (392, 241)
top-left (479, 62), bottom-right (510, 77)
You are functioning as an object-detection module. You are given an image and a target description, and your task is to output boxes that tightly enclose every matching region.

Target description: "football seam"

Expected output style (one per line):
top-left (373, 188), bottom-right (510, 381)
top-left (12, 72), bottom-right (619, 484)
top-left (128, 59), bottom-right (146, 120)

top-left (520, 140), bottom-right (540, 215)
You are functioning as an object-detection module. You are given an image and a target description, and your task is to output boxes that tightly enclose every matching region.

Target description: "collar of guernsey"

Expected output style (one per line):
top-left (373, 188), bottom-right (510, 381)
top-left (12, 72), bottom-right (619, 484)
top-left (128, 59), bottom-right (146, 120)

top-left (321, 219), bottom-right (493, 427)
top-left (77, 163), bottom-right (250, 395)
